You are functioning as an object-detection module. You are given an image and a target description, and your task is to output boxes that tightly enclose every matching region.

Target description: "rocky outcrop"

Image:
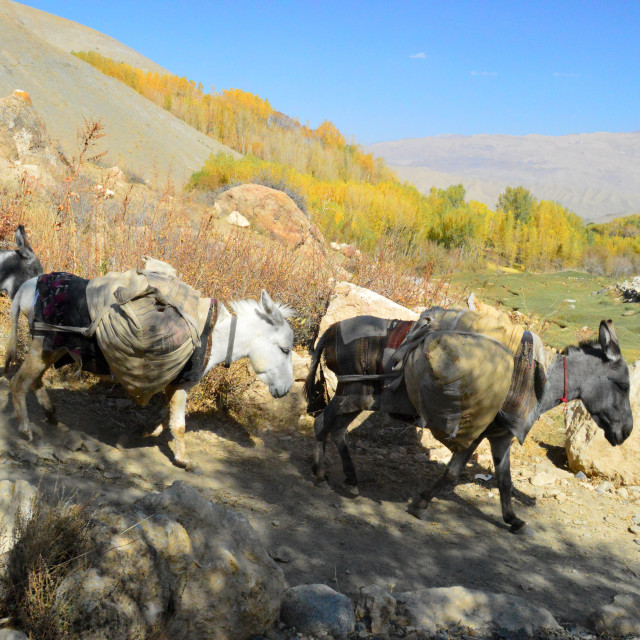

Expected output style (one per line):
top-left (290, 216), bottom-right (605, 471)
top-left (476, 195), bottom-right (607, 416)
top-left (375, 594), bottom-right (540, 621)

top-left (7, 481), bottom-right (284, 640)
top-left (565, 359), bottom-right (640, 484)
top-left (616, 276), bottom-right (640, 302)
top-left (0, 89), bottom-right (61, 168)
top-left (357, 585), bottom-right (560, 636)
top-left (213, 184), bottom-right (326, 255)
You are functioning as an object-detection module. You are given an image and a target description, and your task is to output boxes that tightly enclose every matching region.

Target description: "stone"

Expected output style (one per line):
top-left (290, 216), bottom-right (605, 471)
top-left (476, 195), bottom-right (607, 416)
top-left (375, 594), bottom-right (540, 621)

top-left (629, 525), bottom-right (640, 535)
top-left (0, 479), bottom-right (37, 553)
top-left (318, 281), bottom-right (419, 340)
top-left (394, 586), bottom-right (561, 635)
top-left (214, 184), bottom-right (325, 255)
top-left (597, 481), bottom-right (614, 494)
top-left (591, 593), bottom-right (640, 635)
top-left (565, 360), bottom-right (640, 484)
top-left (280, 584), bottom-right (355, 638)
top-left (228, 211), bottom-right (250, 228)
top-left (64, 430), bottom-right (85, 452)
top-left (356, 585), bottom-right (397, 635)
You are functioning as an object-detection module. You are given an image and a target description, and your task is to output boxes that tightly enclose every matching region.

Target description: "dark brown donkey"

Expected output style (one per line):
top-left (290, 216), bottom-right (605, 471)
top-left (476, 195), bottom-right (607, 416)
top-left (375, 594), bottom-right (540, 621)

top-left (305, 315), bottom-right (633, 533)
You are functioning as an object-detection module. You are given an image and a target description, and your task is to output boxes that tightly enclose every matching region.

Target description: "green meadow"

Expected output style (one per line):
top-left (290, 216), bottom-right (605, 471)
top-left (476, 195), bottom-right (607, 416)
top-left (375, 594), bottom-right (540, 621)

top-left (452, 269), bottom-right (640, 363)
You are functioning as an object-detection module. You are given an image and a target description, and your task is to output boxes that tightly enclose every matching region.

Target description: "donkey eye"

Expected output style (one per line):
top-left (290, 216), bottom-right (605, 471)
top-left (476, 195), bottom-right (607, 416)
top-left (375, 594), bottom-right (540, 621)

top-left (616, 381), bottom-right (630, 392)
top-left (280, 347), bottom-right (290, 355)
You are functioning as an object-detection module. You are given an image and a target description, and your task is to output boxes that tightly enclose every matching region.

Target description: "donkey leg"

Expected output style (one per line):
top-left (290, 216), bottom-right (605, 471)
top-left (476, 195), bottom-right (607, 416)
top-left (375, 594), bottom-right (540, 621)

top-left (409, 435), bottom-right (484, 520)
top-left (32, 371), bottom-right (57, 425)
top-left (165, 388), bottom-right (192, 470)
top-left (489, 434), bottom-right (526, 533)
top-left (329, 414), bottom-right (361, 495)
top-left (9, 336), bottom-right (52, 440)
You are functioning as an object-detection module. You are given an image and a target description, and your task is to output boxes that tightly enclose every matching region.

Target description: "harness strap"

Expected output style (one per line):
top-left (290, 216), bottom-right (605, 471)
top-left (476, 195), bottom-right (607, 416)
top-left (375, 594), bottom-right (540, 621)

top-left (224, 314), bottom-right (237, 369)
top-left (336, 372), bottom-right (399, 383)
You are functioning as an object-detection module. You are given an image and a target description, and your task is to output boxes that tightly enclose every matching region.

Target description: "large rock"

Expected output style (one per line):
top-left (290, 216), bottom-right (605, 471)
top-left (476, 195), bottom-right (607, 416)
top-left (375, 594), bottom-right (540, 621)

top-left (0, 479), bottom-right (37, 554)
top-left (318, 281), bottom-right (419, 338)
top-left (565, 359), bottom-right (640, 484)
top-left (591, 593), bottom-right (640, 636)
top-left (65, 481), bottom-right (284, 640)
top-left (395, 586), bottom-right (560, 636)
top-left (213, 184), bottom-right (325, 255)
top-left (280, 584), bottom-right (355, 638)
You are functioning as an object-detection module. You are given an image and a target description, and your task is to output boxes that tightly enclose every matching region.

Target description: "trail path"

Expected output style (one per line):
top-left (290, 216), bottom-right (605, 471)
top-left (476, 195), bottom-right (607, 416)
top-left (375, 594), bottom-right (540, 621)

top-left (0, 377), bottom-right (638, 630)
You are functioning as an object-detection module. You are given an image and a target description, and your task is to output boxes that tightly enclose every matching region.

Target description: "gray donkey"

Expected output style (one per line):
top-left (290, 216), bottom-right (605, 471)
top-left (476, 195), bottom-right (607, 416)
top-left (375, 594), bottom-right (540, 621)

top-left (305, 314), bottom-right (633, 533)
top-left (0, 225), bottom-right (43, 299)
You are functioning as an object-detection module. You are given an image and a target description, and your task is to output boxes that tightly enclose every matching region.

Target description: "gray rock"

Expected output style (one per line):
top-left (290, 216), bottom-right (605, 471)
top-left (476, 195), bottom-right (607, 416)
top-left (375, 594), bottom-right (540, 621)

top-left (632, 514), bottom-right (640, 525)
top-left (597, 481), bottom-right (614, 494)
top-left (591, 593), bottom-right (640, 635)
top-left (575, 471), bottom-right (588, 481)
top-left (629, 524), bottom-right (640, 535)
top-left (280, 584), bottom-right (355, 638)
top-left (394, 586), bottom-right (561, 635)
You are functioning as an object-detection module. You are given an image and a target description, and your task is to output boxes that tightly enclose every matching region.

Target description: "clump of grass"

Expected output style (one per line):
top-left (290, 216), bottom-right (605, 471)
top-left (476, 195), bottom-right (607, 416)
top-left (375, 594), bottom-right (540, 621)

top-left (0, 490), bottom-right (93, 640)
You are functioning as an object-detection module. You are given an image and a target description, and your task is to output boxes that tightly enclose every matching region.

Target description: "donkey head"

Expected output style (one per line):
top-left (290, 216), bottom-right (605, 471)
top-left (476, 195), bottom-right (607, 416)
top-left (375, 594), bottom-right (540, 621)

top-left (577, 320), bottom-right (633, 446)
top-left (242, 290), bottom-right (294, 399)
top-left (0, 226), bottom-right (43, 299)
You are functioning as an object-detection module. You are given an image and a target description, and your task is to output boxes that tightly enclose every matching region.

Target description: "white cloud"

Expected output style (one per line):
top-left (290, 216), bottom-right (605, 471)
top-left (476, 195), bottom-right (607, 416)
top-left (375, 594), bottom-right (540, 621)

top-left (410, 52), bottom-right (427, 59)
top-left (553, 71), bottom-right (580, 78)
top-left (470, 70), bottom-right (498, 76)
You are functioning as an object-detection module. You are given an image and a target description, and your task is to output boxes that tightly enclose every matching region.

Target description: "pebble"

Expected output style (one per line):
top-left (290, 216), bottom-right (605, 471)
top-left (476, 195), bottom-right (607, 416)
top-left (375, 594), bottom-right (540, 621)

top-left (632, 514), bottom-right (640, 525)
top-left (629, 525), bottom-right (640, 535)
top-left (618, 488), bottom-right (629, 500)
top-left (574, 471), bottom-right (587, 481)
top-left (597, 481), bottom-right (614, 494)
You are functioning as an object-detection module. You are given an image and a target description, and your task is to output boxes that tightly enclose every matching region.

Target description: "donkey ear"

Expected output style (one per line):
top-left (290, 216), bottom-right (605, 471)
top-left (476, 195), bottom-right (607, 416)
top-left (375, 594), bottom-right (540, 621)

top-left (15, 225), bottom-right (33, 259)
top-left (599, 319), bottom-right (622, 362)
top-left (260, 289), bottom-right (284, 325)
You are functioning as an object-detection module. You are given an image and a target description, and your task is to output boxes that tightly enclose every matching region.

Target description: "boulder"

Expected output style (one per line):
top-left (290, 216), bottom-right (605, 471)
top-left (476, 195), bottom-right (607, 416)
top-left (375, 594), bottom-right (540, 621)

top-left (213, 184), bottom-right (325, 255)
top-left (280, 584), bottom-right (355, 638)
top-left (591, 593), bottom-right (640, 636)
top-left (64, 481), bottom-right (283, 640)
top-left (565, 359), bottom-right (640, 484)
top-left (0, 479), bottom-right (37, 553)
top-left (318, 281), bottom-right (419, 338)
top-left (394, 586), bottom-right (560, 636)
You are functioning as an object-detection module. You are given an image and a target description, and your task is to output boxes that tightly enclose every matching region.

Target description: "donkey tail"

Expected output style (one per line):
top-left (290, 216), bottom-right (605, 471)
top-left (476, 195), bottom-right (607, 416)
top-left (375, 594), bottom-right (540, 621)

top-left (304, 328), bottom-right (332, 415)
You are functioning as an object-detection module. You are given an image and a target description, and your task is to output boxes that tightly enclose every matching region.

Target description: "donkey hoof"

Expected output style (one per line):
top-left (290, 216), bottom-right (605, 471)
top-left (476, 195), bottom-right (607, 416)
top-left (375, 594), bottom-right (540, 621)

top-left (18, 425), bottom-right (33, 441)
top-left (408, 503), bottom-right (429, 521)
top-left (344, 483), bottom-right (360, 497)
top-left (510, 519), bottom-right (530, 535)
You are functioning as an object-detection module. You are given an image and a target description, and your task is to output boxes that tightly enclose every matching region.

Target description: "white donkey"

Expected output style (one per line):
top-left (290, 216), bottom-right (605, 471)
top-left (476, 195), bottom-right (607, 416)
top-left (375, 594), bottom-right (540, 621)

top-left (5, 276), bottom-right (294, 469)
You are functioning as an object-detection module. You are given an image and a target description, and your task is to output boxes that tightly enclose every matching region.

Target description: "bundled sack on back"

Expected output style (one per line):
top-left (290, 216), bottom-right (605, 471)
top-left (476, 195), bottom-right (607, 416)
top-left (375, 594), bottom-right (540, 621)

top-left (31, 259), bottom-right (214, 405)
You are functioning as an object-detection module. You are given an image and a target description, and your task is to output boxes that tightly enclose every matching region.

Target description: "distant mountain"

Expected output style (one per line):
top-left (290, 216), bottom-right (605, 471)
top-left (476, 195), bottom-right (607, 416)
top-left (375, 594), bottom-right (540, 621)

top-left (368, 132), bottom-right (640, 222)
top-left (0, 0), bottom-right (237, 183)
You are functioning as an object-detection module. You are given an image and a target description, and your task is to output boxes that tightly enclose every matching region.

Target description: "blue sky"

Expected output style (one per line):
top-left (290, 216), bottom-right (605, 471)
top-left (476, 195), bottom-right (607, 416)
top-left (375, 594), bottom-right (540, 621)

top-left (18, 0), bottom-right (640, 145)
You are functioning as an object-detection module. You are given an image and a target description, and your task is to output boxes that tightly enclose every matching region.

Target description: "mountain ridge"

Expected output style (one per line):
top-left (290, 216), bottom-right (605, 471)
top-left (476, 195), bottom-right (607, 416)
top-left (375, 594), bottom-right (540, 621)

top-left (368, 131), bottom-right (640, 222)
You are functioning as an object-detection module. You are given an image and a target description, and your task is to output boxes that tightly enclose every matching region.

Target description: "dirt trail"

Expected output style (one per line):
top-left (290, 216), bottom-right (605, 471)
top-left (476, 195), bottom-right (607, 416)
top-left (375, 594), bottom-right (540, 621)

top-left (0, 376), bottom-right (638, 630)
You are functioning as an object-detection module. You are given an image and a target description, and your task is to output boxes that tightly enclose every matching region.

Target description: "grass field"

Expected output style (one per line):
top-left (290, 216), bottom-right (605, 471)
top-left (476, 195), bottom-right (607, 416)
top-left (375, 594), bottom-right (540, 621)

top-left (451, 269), bottom-right (640, 363)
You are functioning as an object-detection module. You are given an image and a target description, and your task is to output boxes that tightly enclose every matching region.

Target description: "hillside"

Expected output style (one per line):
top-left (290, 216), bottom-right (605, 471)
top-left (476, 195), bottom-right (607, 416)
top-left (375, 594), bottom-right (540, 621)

top-left (0, 0), bottom-right (237, 183)
top-left (368, 132), bottom-right (640, 222)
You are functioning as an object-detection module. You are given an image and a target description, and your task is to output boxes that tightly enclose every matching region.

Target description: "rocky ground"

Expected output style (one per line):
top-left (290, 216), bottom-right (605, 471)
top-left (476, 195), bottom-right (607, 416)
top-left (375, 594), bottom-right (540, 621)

top-left (0, 365), bottom-right (638, 638)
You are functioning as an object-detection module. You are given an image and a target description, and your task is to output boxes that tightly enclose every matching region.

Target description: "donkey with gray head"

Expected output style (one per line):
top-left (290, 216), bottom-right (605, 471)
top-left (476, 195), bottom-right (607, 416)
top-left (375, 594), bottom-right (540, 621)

top-left (305, 316), bottom-right (633, 533)
top-left (0, 226), bottom-right (43, 299)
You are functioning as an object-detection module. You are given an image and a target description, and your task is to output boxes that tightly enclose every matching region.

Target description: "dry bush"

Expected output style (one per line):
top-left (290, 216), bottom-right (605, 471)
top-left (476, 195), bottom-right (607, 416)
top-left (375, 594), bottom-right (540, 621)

top-left (0, 490), bottom-right (93, 640)
top-left (347, 236), bottom-right (460, 309)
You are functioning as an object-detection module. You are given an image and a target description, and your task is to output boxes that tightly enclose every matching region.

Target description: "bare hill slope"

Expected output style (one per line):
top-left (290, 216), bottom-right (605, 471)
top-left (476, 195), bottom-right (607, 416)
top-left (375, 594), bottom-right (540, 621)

top-left (0, 0), bottom-right (238, 184)
top-left (368, 133), bottom-right (640, 222)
